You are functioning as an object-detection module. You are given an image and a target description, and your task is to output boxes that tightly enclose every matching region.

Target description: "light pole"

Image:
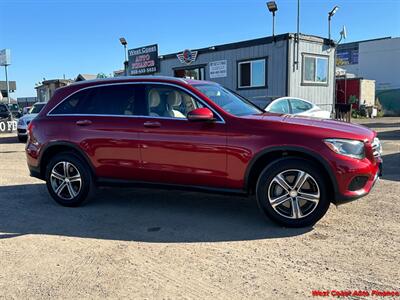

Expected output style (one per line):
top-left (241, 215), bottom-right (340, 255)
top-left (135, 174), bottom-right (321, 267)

top-left (328, 6), bottom-right (339, 41)
top-left (333, 26), bottom-right (347, 116)
top-left (119, 37), bottom-right (128, 76)
top-left (266, 1), bottom-right (278, 40)
top-left (5, 65), bottom-right (10, 104)
top-left (0, 49), bottom-right (11, 104)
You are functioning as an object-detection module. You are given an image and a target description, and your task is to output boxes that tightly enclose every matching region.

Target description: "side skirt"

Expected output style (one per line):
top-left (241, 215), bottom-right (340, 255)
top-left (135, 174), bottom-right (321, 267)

top-left (96, 177), bottom-right (249, 197)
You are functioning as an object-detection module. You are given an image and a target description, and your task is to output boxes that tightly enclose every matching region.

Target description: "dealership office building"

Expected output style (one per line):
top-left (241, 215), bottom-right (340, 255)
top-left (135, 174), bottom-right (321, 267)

top-left (129, 33), bottom-right (336, 111)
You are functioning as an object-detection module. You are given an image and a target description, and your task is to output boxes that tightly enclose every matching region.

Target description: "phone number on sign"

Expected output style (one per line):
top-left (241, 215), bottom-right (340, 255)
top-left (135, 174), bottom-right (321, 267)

top-left (312, 290), bottom-right (400, 297)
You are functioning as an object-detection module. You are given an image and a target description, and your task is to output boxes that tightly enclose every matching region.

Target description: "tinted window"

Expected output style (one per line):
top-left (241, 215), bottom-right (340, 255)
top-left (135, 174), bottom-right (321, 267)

top-left (268, 99), bottom-right (290, 114)
top-left (290, 99), bottom-right (313, 114)
top-left (51, 84), bottom-right (146, 116)
top-left (239, 63), bottom-right (251, 87)
top-left (145, 85), bottom-right (203, 119)
top-left (50, 89), bottom-right (90, 115)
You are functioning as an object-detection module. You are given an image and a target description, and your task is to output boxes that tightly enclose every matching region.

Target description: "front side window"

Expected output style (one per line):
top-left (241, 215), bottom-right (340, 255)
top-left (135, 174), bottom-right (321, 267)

top-left (303, 55), bottom-right (328, 84)
top-left (268, 99), bottom-right (290, 114)
top-left (290, 99), bottom-right (313, 114)
top-left (145, 85), bottom-right (204, 119)
top-left (238, 59), bottom-right (266, 88)
top-left (195, 84), bottom-right (263, 117)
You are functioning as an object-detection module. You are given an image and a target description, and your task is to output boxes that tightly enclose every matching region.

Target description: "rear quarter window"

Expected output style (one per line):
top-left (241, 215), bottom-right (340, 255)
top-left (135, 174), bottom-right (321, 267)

top-left (49, 84), bottom-right (146, 116)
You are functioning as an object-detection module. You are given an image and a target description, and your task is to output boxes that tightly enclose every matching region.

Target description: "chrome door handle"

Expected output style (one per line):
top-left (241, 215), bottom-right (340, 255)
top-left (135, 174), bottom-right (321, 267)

top-left (143, 121), bottom-right (161, 128)
top-left (76, 120), bottom-right (92, 126)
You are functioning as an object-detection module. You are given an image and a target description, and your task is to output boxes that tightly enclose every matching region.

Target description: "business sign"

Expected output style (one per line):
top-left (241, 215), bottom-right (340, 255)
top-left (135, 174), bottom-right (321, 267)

top-left (209, 60), bottom-right (227, 78)
top-left (128, 44), bottom-right (159, 75)
top-left (177, 49), bottom-right (198, 65)
top-left (0, 49), bottom-right (11, 66)
top-left (336, 49), bottom-right (359, 65)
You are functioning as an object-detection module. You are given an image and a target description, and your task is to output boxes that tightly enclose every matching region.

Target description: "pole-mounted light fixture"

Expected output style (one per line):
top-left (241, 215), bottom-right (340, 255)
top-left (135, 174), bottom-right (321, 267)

top-left (328, 6), bottom-right (339, 41)
top-left (119, 37), bottom-right (128, 76)
top-left (119, 37), bottom-right (127, 46)
top-left (266, 1), bottom-right (278, 39)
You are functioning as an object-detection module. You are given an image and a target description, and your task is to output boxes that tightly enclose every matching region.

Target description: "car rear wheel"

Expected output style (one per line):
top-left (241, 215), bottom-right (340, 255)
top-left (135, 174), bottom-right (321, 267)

top-left (45, 153), bottom-right (93, 207)
top-left (256, 158), bottom-right (330, 227)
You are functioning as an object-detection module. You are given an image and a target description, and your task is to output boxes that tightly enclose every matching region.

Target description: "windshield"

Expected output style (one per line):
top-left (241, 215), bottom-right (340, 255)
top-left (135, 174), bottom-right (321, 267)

top-left (195, 84), bottom-right (263, 116)
top-left (29, 103), bottom-right (46, 114)
top-left (8, 104), bottom-right (19, 111)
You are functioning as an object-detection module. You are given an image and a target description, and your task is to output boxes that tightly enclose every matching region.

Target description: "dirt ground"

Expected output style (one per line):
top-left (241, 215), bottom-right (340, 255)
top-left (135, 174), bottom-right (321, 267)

top-left (0, 117), bottom-right (399, 299)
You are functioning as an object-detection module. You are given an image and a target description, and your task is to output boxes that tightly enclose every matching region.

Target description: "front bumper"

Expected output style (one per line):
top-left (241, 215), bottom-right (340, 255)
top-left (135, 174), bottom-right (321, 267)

top-left (17, 125), bottom-right (27, 136)
top-left (28, 164), bottom-right (43, 180)
top-left (334, 160), bottom-right (382, 205)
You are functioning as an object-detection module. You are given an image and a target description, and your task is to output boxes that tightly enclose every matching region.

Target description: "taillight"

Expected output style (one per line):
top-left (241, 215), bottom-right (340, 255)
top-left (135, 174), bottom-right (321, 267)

top-left (27, 121), bottom-right (34, 134)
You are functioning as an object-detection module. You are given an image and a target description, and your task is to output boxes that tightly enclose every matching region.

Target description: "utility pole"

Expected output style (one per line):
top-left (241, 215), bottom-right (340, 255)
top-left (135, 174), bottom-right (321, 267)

top-left (5, 65), bottom-right (10, 104)
top-left (119, 38), bottom-right (128, 76)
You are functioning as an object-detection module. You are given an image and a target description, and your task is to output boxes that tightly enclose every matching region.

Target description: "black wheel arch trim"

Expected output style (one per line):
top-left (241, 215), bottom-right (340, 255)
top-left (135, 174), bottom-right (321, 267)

top-left (244, 146), bottom-right (339, 200)
top-left (38, 141), bottom-right (96, 178)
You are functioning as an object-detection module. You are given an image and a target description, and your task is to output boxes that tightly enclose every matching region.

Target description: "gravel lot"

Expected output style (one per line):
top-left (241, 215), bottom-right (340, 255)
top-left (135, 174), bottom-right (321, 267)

top-left (0, 118), bottom-right (399, 299)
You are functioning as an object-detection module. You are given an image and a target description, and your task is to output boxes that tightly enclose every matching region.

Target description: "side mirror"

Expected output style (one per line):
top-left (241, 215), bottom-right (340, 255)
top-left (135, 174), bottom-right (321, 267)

top-left (187, 108), bottom-right (215, 122)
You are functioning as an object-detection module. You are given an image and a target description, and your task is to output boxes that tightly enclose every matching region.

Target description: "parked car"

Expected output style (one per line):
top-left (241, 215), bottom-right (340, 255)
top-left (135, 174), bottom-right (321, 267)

top-left (8, 103), bottom-right (22, 119)
top-left (25, 77), bottom-right (382, 227)
top-left (0, 102), bottom-right (13, 122)
top-left (17, 102), bottom-right (46, 142)
top-left (264, 97), bottom-right (331, 119)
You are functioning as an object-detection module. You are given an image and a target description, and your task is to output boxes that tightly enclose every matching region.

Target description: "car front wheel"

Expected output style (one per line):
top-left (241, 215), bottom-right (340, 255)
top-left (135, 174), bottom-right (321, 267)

top-left (45, 153), bottom-right (93, 207)
top-left (256, 158), bottom-right (330, 227)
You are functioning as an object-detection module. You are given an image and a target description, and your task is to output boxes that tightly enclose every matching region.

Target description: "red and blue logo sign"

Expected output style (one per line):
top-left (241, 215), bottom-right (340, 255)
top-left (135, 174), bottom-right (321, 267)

top-left (177, 49), bottom-right (198, 65)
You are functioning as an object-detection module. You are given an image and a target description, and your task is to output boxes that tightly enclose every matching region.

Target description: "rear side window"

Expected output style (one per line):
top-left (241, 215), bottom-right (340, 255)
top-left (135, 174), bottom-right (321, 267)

top-left (268, 99), bottom-right (290, 114)
top-left (50, 89), bottom-right (91, 115)
top-left (290, 99), bottom-right (313, 114)
top-left (50, 84), bottom-right (146, 116)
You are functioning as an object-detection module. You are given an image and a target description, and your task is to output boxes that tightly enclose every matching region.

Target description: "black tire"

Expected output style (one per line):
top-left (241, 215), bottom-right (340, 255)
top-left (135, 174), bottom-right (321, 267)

top-left (45, 152), bottom-right (94, 207)
top-left (256, 157), bottom-right (330, 228)
top-left (17, 135), bottom-right (27, 143)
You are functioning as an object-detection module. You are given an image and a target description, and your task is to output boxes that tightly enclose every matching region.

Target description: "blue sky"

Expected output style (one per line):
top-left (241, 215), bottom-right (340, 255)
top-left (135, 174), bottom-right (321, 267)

top-left (1, 0), bottom-right (399, 98)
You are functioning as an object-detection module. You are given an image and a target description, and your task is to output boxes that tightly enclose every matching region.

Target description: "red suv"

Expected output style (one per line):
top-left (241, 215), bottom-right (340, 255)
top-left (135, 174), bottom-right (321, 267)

top-left (26, 76), bottom-right (382, 227)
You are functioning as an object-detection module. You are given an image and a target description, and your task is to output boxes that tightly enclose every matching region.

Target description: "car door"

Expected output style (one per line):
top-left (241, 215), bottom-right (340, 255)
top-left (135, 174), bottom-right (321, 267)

top-left (138, 83), bottom-right (228, 188)
top-left (49, 83), bottom-right (146, 181)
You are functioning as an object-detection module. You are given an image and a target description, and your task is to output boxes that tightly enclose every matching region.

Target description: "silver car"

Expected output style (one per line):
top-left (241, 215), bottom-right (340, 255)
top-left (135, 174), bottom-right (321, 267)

top-left (17, 102), bottom-right (46, 142)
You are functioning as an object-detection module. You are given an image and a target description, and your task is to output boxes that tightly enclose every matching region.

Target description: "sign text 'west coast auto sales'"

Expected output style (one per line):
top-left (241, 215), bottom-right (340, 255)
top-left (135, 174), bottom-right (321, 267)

top-left (128, 44), bottom-right (159, 75)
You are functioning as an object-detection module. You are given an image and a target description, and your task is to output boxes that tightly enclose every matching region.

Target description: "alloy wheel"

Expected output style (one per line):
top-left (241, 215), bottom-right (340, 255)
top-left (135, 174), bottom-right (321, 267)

top-left (50, 161), bottom-right (82, 200)
top-left (267, 169), bottom-right (320, 219)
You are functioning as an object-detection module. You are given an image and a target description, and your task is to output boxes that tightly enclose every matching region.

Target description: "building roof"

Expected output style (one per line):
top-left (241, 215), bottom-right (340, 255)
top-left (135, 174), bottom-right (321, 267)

top-left (75, 74), bottom-right (98, 81)
top-left (338, 36), bottom-right (392, 50)
top-left (35, 79), bottom-right (73, 89)
top-left (160, 33), bottom-right (332, 60)
top-left (0, 81), bottom-right (17, 91)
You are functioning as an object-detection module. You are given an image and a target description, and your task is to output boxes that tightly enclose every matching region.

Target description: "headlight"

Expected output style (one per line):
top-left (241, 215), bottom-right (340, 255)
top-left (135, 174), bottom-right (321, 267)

top-left (324, 139), bottom-right (365, 159)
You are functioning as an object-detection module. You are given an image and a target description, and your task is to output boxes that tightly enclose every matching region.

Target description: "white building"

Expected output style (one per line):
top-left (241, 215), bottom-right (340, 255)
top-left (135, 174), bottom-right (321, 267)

top-left (337, 37), bottom-right (400, 115)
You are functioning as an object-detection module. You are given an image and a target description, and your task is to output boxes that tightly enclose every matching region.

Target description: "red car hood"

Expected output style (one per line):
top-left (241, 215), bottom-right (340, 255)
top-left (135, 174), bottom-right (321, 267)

top-left (244, 113), bottom-right (376, 141)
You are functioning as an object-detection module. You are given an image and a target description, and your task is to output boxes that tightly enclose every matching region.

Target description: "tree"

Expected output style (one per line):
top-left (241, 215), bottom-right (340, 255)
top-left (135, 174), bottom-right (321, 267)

top-left (96, 73), bottom-right (108, 78)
